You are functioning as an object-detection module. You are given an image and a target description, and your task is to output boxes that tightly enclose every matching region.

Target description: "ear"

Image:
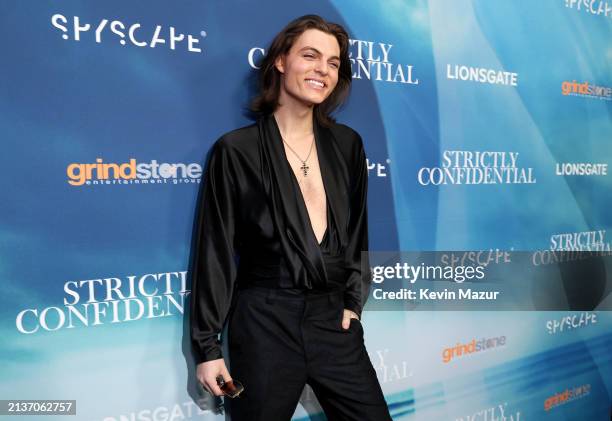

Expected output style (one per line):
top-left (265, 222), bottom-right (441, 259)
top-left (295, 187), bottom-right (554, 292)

top-left (274, 55), bottom-right (285, 74)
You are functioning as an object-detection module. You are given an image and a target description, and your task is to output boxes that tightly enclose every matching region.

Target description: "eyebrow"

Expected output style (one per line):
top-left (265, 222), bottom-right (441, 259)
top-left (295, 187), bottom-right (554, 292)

top-left (299, 46), bottom-right (341, 62)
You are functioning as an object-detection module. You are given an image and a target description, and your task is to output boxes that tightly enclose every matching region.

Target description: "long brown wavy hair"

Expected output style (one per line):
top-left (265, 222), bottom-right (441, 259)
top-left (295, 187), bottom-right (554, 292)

top-left (249, 14), bottom-right (352, 128)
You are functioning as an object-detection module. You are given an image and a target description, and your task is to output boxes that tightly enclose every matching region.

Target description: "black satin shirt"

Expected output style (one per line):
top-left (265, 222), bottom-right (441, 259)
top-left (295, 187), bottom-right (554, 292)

top-left (190, 113), bottom-right (372, 364)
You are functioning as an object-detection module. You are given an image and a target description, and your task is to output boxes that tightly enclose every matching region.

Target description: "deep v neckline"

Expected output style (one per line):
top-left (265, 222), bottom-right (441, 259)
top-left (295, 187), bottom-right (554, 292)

top-left (285, 148), bottom-right (330, 247)
top-left (274, 115), bottom-right (330, 248)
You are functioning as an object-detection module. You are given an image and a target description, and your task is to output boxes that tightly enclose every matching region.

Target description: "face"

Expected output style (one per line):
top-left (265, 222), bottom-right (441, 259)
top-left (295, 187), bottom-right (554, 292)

top-left (274, 28), bottom-right (341, 107)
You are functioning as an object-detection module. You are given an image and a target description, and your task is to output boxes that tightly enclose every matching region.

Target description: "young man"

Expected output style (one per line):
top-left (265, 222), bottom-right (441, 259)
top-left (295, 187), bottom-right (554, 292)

top-left (190, 14), bottom-right (392, 421)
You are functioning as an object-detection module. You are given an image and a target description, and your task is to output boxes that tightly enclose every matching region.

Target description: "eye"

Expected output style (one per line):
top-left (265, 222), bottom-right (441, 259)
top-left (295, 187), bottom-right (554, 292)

top-left (330, 62), bottom-right (340, 69)
top-left (303, 53), bottom-right (315, 58)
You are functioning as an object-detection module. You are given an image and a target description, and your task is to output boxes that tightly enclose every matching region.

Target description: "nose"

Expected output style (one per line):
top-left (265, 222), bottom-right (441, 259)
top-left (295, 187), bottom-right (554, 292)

top-left (315, 59), bottom-right (329, 75)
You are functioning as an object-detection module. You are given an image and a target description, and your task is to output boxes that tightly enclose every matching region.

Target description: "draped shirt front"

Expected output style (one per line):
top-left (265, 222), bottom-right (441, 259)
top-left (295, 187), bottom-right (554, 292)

top-left (190, 113), bottom-right (372, 364)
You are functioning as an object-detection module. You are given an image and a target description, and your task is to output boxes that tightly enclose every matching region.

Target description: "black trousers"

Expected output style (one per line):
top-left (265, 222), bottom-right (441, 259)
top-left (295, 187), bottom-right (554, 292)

top-left (226, 286), bottom-right (393, 421)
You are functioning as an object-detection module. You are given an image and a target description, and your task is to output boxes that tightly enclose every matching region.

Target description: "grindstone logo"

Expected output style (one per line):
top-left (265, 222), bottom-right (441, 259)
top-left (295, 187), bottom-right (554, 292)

top-left (550, 229), bottom-right (610, 251)
top-left (564, 0), bottom-right (612, 18)
top-left (446, 64), bottom-right (518, 87)
top-left (561, 80), bottom-right (612, 100)
top-left (455, 402), bottom-right (521, 421)
top-left (418, 150), bottom-right (536, 185)
top-left (15, 271), bottom-right (190, 334)
top-left (66, 158), bottom-right (202, 186)
top-left (555, 162), bottom-right (608, 176)
top-left (51, 14), bottom-right (205, 53)
top-left (248, 39), bottom-right (419, 85)
top-left (544, 383), bottom-right (591, 412)
top-left (442, 335), bottom-right (506, 363)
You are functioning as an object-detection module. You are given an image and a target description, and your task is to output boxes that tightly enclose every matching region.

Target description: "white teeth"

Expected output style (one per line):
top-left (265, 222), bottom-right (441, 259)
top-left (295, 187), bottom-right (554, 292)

top-left (306, 79), bottom-right (324, 88)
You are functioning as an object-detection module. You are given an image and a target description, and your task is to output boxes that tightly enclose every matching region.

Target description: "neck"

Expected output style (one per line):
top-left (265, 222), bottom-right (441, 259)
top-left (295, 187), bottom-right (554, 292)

top-left (273, 103), bottom-right (314, 142)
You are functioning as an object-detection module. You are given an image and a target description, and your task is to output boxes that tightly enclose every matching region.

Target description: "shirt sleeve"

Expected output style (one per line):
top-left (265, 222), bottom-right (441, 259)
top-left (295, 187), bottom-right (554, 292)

top-left (343, 132), bottom-right (373, 320)
top-left (190, 138), bottom-right (239, 364)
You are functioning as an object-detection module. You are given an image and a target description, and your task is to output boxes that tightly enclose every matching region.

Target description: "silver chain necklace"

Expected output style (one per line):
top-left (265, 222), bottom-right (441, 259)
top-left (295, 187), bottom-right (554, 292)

top-left (281, 134), bottom-right (315, 177)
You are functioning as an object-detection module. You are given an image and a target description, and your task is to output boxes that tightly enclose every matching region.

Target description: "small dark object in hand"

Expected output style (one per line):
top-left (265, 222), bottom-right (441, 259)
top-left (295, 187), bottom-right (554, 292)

top-left (216, 375), bottom-right (245, 398)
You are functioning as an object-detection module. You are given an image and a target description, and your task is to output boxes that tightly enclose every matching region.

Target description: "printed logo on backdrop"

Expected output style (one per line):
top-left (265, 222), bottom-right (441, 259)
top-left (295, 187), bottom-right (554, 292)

top-left (67, 157), bottom-right (392, 185)
top-left (446, 64), bottom-right (518, 87)
top-left (564, 0), bottom-right (612, 18)
top-left (102, 399), bottom-right (214, 421)
top-left (561, 80), bottom-right (612, 100)
top-left (555, 162), bottom-right (608, 176)
top-left (544, 384), bottom-right (591, 412)
top-left (546, 312), bottom-right (597, 334)
top-left (455, 402), bottom-right (521, 421)
top-left (367, 158), bottom-right (391, 178)
top-left (51, 14), bottom-right (205, 53)
top-left (442, 336), bottom-right (507, 363)
top-left (530, 230), bottom-right (612, 267)
top-left (66, 158), bottom-right (202, 186)
top-left (369, 348), bottom-right (413, 384)
top-left (15, 271), bottom-right (190, 334)
top-left (550, 229), bottom-right (610, 251)
top-left (418, 151), bottom-right (536, 185)
top-left (249, 39), bottom-right (419, 85)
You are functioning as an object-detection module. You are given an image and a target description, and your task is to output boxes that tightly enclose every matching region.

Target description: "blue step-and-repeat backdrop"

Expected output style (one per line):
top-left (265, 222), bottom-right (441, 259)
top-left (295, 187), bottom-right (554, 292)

top-left (1, 1), bottom-right (611, 420)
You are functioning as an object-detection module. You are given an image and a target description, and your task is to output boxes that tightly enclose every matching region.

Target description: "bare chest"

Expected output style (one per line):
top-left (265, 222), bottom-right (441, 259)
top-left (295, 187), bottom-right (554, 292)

top-left (283, 142), bottom-right (328, 243)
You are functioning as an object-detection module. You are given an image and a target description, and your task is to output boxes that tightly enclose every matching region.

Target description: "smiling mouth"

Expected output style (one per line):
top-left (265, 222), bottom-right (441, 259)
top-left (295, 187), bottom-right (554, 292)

top-left (305, 79), bottom-right (326, 89)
